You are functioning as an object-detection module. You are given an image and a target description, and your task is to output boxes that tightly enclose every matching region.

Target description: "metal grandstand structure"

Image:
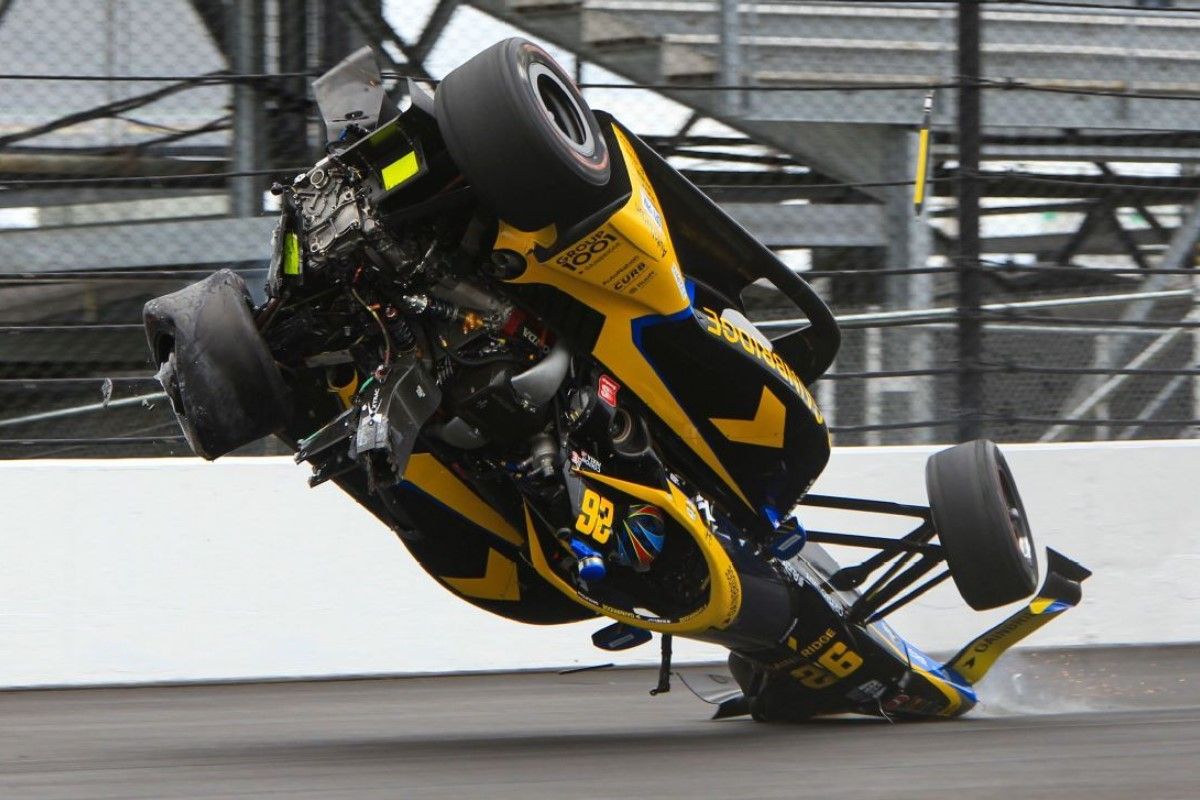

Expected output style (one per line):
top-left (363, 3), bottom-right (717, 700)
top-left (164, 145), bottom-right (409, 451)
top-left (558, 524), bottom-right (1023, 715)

top-left (0, 0), bottom-right (1196, 457)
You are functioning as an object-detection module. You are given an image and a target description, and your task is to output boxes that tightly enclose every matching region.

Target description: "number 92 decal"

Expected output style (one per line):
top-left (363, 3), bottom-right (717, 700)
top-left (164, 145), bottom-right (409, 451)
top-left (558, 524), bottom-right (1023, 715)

top-left (575, 488), bottom-right (615, 544)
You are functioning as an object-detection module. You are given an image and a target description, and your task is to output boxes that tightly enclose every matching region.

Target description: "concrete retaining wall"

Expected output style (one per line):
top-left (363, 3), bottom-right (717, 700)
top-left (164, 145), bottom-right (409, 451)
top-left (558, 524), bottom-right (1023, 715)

top-left (1, 440), bottom-right (1196, 688)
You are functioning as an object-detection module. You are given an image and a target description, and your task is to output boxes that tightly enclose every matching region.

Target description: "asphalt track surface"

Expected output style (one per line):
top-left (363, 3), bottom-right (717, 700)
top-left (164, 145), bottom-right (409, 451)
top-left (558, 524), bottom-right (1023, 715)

top-left (2, 645), bottom-right (1198, 800)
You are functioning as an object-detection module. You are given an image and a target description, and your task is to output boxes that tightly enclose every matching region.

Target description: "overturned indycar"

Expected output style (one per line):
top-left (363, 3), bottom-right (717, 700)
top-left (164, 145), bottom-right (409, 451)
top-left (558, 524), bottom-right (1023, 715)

top-left (144, 40), bottom-right (1088, 721)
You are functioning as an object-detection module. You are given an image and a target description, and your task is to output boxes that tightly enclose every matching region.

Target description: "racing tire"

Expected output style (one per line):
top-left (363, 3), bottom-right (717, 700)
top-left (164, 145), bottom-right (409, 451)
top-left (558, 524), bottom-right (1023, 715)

top-left (925, 439), bottom-right (1038, 611)
top-left (143, 269), bottom-right (288, 460)
top-left (434, 37), bottom-right (610, 231)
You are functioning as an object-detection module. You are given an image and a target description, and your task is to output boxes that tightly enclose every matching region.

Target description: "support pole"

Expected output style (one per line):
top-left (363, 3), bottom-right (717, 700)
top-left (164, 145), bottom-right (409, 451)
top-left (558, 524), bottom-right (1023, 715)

top-left (274, 0), bottom-right (311, 169)
top-left (230, 0), bottom-right (265, 218)
top-left (1194, 270), bottom-right (1200, 436)
top-left (719, 0), bottom-right (742, 114)
top-left (0, 0), bottom-right (19, 31)
top-left (884, 128), bottom-right (934, 443)
top-left (955, 0), bottom-right (983, 442)
top-left (318, 0), bottom-right (356, 68)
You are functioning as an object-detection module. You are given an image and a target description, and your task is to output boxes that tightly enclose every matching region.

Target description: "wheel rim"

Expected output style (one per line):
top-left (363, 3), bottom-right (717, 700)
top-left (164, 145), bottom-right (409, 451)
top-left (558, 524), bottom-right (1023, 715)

top-left (157, 351), bottom-right (186, 417)
top-left (527, 62), bottom-right (595, 157)
top-left (997, 464), bottom-right (1034, 566)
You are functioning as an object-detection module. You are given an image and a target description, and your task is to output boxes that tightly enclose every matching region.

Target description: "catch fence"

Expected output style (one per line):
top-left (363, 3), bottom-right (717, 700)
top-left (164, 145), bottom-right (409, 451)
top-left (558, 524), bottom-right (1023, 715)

top-left (0, 0), bottom-right (1196, 456)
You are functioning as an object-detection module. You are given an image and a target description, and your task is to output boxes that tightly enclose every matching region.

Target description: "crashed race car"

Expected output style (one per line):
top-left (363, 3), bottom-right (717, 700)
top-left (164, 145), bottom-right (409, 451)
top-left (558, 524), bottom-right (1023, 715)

top-left (144, 39), bottom-right (1089, 721)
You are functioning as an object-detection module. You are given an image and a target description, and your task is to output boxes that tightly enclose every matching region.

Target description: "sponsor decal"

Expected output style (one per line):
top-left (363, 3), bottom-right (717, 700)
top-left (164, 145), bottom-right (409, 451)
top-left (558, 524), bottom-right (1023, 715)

top-left (721, 563), bottom-right (742, 628)
top-left (613, 260), bottom-right (648, 291)
top-left (600, 255), bottom-right (657, 296)
top-left (570, 450), bottom-right (603, 473)
top-left (637, 194), bottom-right (669, 257)
top-left (609, 261), bottom-right (657, 295)
top-left (766, 654), bottom-right (805, 671)
top-left (577, 590), bottom-right (675, 626)
top-left (672, 264), bottom-right (687, 295)
top-left (641, 192), bottom-right (664, 233)
top-left (697, 305), bottom-right (824, 424)
top-left (776, 558), bottom-right (806, 589)
top-left (847, 679), bottom-right (888, 704)
top-left (883, 693), bottom-right (931, 714)
top-left (597, 374), bottom-right (620, 406)
top-left (518, 324), bottom-right (549, 353)
top-left (969, 611), bottom-right (1035, 655)
top-left (555, 230), bottom-right (618, 273)
top-left (797, 627), bottom-right (837, 658)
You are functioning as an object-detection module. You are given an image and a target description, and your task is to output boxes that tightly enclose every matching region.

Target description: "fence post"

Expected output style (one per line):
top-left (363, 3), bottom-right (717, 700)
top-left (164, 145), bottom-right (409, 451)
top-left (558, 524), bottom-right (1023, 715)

top-left (956, 0), bottom-right (984, 441)
top-left (719, 0), bottom-right (742, 114)
top-left (230, 0), bottom-right (265, 218)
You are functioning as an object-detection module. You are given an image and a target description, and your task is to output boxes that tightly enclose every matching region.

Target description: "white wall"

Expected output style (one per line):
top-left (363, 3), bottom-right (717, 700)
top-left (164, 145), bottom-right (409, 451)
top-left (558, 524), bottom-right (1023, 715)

top-left (0, 440), bottom-right (1196, 688)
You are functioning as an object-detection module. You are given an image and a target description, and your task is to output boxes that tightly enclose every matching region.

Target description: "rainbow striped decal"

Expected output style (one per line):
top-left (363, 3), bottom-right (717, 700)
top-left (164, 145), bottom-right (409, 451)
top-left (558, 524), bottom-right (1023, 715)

top-left (616, 503), bottom-right (666, 571)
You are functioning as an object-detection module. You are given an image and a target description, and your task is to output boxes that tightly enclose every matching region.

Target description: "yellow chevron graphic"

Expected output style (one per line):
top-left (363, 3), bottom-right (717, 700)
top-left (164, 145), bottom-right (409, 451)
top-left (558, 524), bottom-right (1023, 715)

top-left (443, 548), bottom-right (521, 601)
top-left (406, 453), bottom-right (523, 546)
top-left (709, 386), bottom-right (786, 449)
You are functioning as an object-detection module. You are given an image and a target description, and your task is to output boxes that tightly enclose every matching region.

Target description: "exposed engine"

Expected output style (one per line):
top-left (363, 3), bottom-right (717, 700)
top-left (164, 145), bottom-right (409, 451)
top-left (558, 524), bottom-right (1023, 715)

top-left (243, 59), bottom-right (706, 616)
top-left (264, 141), bottom-right (645, 496)
top-left (259, 144), bottom-right (696, 605)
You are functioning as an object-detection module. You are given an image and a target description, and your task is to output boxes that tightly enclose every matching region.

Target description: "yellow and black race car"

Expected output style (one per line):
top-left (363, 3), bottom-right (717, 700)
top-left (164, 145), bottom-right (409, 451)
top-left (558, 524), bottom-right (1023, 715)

top-left (144, 39), bottom-right (1088, 721)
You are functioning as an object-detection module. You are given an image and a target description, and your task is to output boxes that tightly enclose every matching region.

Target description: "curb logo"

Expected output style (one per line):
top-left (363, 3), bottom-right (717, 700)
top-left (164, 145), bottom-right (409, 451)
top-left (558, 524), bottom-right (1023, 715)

top-left (613, 261), bottom-right (648, 291)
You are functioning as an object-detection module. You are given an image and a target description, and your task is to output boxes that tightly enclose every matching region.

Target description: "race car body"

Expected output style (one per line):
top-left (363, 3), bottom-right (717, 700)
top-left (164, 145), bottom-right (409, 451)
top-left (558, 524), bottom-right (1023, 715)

top-left (143, 38), bottom-right (1089, 721)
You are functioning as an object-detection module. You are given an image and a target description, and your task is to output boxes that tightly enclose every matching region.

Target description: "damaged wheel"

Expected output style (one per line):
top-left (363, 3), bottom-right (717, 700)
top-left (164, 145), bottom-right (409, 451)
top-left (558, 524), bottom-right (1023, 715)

top-left (143, 269), bottom-right (289, 460)
top-left (926, 439), bottom-right (1038, 611)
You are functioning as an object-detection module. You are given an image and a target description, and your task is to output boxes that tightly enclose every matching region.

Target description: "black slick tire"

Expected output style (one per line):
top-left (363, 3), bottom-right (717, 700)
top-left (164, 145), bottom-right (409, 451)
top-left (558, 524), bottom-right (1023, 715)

top-left (925, 439), bottom-right (1039, 610)
top-left (143, 269), bottom-right (289, 460)
top-left (435, 37), bottom-right (610, 231)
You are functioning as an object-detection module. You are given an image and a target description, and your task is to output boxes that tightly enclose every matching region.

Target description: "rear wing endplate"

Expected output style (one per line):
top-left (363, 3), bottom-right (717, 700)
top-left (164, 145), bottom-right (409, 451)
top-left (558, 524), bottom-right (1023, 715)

top-left (944, 549), bottom-right (1092, 685)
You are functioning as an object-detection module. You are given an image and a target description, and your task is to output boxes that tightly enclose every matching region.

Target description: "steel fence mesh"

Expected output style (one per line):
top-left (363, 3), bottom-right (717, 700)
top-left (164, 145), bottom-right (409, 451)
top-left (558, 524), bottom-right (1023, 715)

top-left (0, 0), bottom-right (1197, 458)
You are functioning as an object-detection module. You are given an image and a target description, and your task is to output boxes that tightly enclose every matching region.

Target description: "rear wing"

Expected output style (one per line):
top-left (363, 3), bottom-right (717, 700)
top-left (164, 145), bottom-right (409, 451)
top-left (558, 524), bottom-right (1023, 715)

top-left (945, 549), bottom-right (1092, 685)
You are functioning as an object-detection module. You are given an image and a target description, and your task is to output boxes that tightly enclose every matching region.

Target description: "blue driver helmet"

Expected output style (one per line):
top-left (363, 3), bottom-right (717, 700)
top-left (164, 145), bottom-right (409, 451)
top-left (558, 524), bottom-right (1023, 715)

top-left (613, 503), bottom-right (666, 571)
